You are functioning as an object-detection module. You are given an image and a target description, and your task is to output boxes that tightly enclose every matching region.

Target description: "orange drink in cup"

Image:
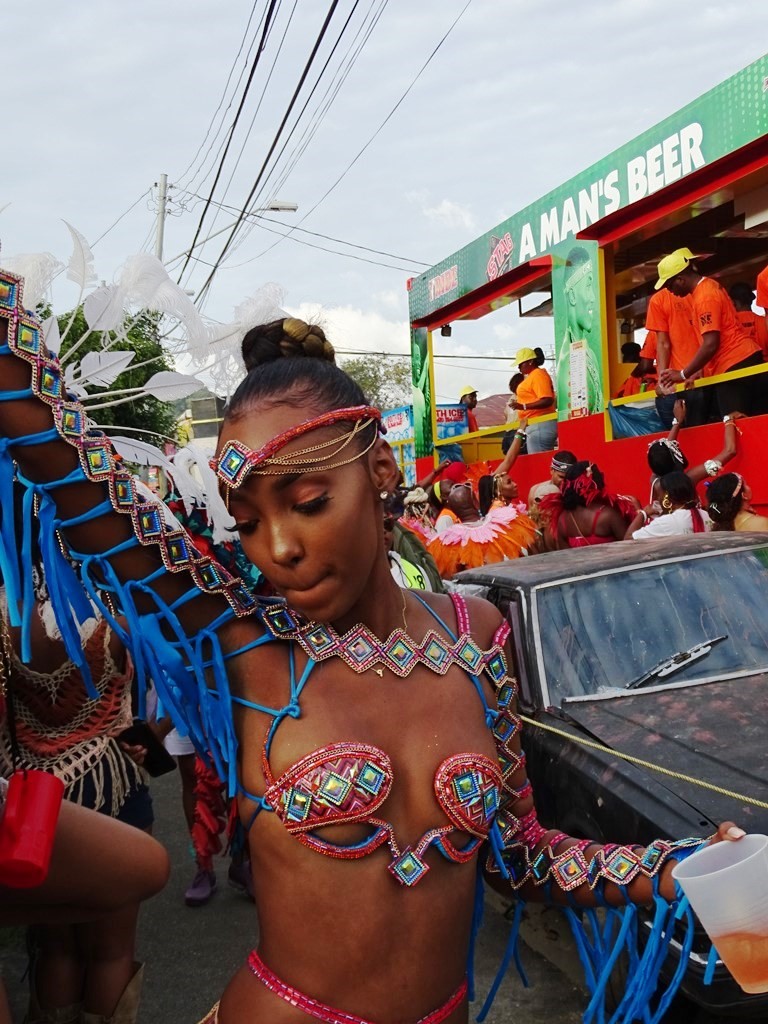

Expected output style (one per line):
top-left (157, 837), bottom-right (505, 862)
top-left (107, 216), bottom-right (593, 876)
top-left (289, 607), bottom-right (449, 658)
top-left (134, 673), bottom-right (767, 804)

top-left (672, 834), bottom-right (768, 995)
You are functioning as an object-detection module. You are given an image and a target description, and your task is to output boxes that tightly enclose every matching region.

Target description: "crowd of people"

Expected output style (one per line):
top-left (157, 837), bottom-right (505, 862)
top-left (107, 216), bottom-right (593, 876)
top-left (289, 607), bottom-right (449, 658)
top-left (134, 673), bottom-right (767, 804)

top-left (618, 251), bottom-right (768, 429)
top-left (466, 251), bottom-right (768, 459)
top-left (0, 252), bottom-right (759, 1024)
top-left (385, 389), bottom-right (765, 588)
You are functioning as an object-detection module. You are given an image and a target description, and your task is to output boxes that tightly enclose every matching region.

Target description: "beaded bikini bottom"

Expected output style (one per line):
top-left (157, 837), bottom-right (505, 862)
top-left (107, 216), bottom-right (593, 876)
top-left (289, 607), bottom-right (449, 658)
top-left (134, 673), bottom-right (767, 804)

top-left (247, 950), bottom-right (467, 1024)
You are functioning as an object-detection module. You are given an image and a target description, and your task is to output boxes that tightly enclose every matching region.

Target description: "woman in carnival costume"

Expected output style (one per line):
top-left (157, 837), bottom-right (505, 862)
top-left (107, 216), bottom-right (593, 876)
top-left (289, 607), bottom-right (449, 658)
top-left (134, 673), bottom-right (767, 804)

top-left (427, 480), bottom-right (536, 578)
top-left (626, 471), bottom-right (711, 539)
top-left (646, 399), bottom-right (742, 505)
top-left (0, 281), bottom-right (744, 1024)
top-left (0, 494), bottom-right (157, 1024)
top-left (706, 472), bottom-right (768, 532)
top-left (543, 461), bottom-right (636, 549)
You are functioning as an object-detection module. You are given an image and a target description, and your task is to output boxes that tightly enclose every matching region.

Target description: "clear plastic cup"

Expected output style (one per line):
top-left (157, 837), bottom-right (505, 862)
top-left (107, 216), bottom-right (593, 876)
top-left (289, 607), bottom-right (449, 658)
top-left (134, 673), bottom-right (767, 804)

top-left (672, 834), bottom-right (768, 994)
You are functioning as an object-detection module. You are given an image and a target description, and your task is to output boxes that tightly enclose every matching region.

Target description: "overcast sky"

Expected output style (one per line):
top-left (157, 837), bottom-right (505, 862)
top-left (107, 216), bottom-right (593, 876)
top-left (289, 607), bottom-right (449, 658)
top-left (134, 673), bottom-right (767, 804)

top-left (3, 1), bottom-right (768, 403)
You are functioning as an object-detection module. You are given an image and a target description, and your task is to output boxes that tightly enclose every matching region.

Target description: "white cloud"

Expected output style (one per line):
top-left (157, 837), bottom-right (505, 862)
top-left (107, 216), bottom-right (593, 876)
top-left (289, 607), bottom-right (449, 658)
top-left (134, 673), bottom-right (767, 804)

top-left (285, 303), bottom-right (410, 358)
top-left (3, 0), bottom-right (768, 395)
top-left (405, 188), bottom-right (429, 206)
top-left (374, 288), bottom-right (407, 314)
top-left (422, 199), bottom-right (476, 231)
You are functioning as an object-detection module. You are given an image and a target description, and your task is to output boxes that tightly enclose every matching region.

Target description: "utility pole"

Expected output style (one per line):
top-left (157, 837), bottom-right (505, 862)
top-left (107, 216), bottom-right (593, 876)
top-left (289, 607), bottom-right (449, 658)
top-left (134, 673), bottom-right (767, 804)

top-left (154, 173), bottom-right (168, 261)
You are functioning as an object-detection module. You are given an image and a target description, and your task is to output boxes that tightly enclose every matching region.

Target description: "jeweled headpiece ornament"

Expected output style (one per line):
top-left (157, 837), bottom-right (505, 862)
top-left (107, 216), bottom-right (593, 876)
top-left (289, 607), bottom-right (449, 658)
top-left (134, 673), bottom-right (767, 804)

top-left (647, 436), bottom-right (685, 466)
top-left (212, 405), bottom-right (384, 490)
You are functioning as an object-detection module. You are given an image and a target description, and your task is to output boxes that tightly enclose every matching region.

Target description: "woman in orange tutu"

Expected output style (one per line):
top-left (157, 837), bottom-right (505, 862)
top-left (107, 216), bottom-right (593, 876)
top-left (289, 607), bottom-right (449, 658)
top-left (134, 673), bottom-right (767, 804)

top-left (428, 481), bottom-right (537, 577)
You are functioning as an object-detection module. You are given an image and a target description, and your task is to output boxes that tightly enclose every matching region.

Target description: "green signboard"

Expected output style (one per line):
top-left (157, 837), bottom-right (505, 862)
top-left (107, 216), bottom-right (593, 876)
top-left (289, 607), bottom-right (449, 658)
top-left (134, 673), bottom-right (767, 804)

top-left (408, 53), bottom-right (768, 323)
top-left (410, 326), bottom-right (433, 457)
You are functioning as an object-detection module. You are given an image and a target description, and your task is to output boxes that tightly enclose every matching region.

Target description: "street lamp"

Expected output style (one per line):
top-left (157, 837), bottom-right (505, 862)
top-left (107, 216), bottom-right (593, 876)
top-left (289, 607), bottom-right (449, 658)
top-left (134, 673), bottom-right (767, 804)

top-left (165, 200), bottom-right (299, 266)
top-left (263, 200), bottom-right (298, 213)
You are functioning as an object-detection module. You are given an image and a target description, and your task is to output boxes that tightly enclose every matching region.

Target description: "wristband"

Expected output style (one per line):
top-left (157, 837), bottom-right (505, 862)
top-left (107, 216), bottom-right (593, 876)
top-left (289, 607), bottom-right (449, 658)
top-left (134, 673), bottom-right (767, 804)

top-left (679, 368), bottom-right (687, 381)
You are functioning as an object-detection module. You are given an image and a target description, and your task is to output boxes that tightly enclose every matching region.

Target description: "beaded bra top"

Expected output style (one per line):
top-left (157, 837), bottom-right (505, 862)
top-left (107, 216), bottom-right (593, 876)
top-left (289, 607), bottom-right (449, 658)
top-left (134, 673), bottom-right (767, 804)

top-left (241, 593), bottom-right (511, 887)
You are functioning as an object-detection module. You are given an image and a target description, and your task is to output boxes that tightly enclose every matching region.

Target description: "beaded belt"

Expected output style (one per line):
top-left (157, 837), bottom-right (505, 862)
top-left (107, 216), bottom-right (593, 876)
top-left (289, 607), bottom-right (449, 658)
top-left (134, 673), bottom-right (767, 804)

top-left (247, 951), bottom-right (467, 1024)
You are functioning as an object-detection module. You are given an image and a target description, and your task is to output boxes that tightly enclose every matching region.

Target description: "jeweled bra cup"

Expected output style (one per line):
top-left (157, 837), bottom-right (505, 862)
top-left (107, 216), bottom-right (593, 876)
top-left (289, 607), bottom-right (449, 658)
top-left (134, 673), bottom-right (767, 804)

top-left (262, 739), bottom-right (502, 884)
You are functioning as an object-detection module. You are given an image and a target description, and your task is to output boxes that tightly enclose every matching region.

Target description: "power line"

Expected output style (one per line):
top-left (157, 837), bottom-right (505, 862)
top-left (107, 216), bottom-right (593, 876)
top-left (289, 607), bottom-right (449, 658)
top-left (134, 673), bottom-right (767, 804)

top-left (177, 0), bottom-right (283, 281)
top-left (435, 359), bottom-right (510, 374)
top-left (177, 191), bottom-right (429, 266)
top-left (183, 0), bottom-right (300, 276)
top-left (175, 1), bottom-right (263, 190)
top-left (337, 350), bottom-right (515, 360)
top-left (200, 0), bottom-right (362, 286)
top-left (180, 219), bottom-right (415, 273)
top-left (193, 0), bottom-right (345, 304)
top-left (91, 191), bottom-right (150, 249)
top-left (250, 0), bottom-right (473, 266)
top-left (182, 13), bottom-right (271, 201)
top-left (237, 0), bottom-right (386, 234)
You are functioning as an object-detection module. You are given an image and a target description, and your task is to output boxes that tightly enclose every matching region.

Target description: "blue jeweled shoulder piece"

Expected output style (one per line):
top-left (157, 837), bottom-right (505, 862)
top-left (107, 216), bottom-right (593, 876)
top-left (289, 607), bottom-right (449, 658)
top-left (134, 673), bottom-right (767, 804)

top-left (0, 285), bottom-right (271, 778)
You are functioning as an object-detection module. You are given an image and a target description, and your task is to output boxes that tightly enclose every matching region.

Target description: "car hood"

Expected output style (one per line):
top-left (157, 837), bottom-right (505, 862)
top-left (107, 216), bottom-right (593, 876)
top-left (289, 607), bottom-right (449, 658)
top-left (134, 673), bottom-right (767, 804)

top-left (561, 674), bottom-right (768, 832)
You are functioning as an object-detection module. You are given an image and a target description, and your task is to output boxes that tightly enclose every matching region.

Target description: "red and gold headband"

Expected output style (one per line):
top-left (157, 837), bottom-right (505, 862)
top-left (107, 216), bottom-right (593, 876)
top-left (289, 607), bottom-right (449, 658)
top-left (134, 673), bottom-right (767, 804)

top-left (211, 405), bottom-right (383, 490)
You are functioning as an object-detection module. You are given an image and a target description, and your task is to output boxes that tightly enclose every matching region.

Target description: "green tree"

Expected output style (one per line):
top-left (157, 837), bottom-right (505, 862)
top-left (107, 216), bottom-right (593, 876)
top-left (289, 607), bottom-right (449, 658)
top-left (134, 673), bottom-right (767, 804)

top-left (340, 354), bottom-right (411, 410)
top-left (46, 307), bottom-right (178, 444)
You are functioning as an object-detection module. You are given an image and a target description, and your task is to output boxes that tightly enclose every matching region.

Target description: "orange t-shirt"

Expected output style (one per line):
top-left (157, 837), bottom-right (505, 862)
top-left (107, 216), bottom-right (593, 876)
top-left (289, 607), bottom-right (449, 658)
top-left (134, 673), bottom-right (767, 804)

top-left (616, 370), bottom-right (657, 398)
top-left (644, 290), bottom-right (699, 371)
top-left (735, 309), bottom-right (768, 358)
top-left (757, 265), bottom-right (768, 309)
top-left (640, 330), bottom-right (657, 361)
top-left (690, 278), bottom-right (760, 376)
top-left (516, 367), bottom-right (555, 422)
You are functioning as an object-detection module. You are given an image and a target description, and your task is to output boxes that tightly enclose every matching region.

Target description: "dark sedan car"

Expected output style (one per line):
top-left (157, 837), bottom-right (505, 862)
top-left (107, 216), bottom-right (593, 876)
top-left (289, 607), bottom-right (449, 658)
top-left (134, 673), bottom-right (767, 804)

top-left (459, 533), bottom-right (768, 1018)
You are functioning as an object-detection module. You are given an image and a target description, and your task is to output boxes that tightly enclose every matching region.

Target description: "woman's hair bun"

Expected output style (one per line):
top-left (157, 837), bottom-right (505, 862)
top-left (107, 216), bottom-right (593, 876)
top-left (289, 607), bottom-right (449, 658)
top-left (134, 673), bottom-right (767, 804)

top-left (241, 317), bottom-right (336, 372)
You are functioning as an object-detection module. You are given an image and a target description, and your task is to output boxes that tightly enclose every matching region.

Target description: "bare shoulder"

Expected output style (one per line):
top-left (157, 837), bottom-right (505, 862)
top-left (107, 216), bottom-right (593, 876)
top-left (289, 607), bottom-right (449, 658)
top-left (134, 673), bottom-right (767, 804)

top-left (463, 593), bottom-right (505, 645)
top-left (220, 604), bottom-right (268, 651)
top-left (409, 588), bottom-right (503, 647)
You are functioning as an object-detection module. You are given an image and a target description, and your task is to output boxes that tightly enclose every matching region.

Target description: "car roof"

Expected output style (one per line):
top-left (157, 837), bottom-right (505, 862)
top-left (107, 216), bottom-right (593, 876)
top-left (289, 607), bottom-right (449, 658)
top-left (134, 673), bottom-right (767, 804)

top-left (457, 532), bottom-right (768, 590)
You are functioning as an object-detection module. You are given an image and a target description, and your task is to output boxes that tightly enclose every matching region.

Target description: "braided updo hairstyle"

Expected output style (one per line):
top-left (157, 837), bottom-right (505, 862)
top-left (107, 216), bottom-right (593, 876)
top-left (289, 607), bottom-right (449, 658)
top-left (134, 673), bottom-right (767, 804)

top-left (227, 317), bottom-right (371, 425)
top-left (647, 439), bottom-right (688, 476)
top-left (241, 317), bottom-right (336, 369)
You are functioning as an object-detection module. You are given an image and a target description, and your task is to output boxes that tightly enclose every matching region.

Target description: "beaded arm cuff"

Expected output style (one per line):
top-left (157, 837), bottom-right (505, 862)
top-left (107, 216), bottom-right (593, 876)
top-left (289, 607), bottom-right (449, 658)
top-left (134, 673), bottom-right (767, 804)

top-left (485, 672), bottom-right (703, 894)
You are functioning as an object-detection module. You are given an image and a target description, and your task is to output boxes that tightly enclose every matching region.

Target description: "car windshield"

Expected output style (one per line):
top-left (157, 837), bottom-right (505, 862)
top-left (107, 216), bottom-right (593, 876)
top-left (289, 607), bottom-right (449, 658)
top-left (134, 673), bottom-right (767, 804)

top-left (535, 546), bottom-right (768, 705)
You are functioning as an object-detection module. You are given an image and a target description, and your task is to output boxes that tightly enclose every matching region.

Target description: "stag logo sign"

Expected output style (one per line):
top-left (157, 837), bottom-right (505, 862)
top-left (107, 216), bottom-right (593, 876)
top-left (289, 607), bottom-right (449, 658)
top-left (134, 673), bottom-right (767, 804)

top-left (487, 233), bottom-right (513, 282)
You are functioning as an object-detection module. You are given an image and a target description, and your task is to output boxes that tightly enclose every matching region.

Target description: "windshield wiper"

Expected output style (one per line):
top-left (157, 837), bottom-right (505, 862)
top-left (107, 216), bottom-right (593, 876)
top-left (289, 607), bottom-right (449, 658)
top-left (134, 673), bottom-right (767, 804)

top-left (626, 635), bottom-right (728, 690)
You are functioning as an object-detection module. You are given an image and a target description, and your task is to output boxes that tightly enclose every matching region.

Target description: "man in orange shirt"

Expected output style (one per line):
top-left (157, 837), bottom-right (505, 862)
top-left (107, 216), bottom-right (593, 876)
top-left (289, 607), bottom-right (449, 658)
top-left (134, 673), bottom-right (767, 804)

top-left (657, 248), bottom-right (764, 417)
top-left (510, 347), bottom-right (557, 452)
top-left (644, 280), bottom-right (709, 426)
top-left (729, 282), bottom-right (768, 357)
top-left (615, 340), bottom-right (656, 398)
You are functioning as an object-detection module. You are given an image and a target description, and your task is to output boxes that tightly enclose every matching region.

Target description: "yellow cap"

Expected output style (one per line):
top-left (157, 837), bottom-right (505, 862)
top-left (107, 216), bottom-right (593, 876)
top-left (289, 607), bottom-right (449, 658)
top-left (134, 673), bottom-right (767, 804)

top-left (515, 347), bottom-right (538, 367)
top-left (654, 248), bottom-right (701, 290)
top-left (459, 386), bottom-right (478, 399)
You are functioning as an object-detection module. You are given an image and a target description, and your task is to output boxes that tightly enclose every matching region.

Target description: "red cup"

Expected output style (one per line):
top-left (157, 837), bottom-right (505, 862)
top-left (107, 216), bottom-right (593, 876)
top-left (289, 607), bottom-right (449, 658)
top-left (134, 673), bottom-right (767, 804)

top-left (0, 769), bottom-right (64, 888)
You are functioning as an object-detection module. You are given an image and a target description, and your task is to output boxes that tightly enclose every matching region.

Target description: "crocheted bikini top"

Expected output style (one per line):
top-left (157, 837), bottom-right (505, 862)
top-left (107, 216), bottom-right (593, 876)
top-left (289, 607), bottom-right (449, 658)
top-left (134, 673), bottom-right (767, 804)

top-left (240, 593), bottom-right (511, 887)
